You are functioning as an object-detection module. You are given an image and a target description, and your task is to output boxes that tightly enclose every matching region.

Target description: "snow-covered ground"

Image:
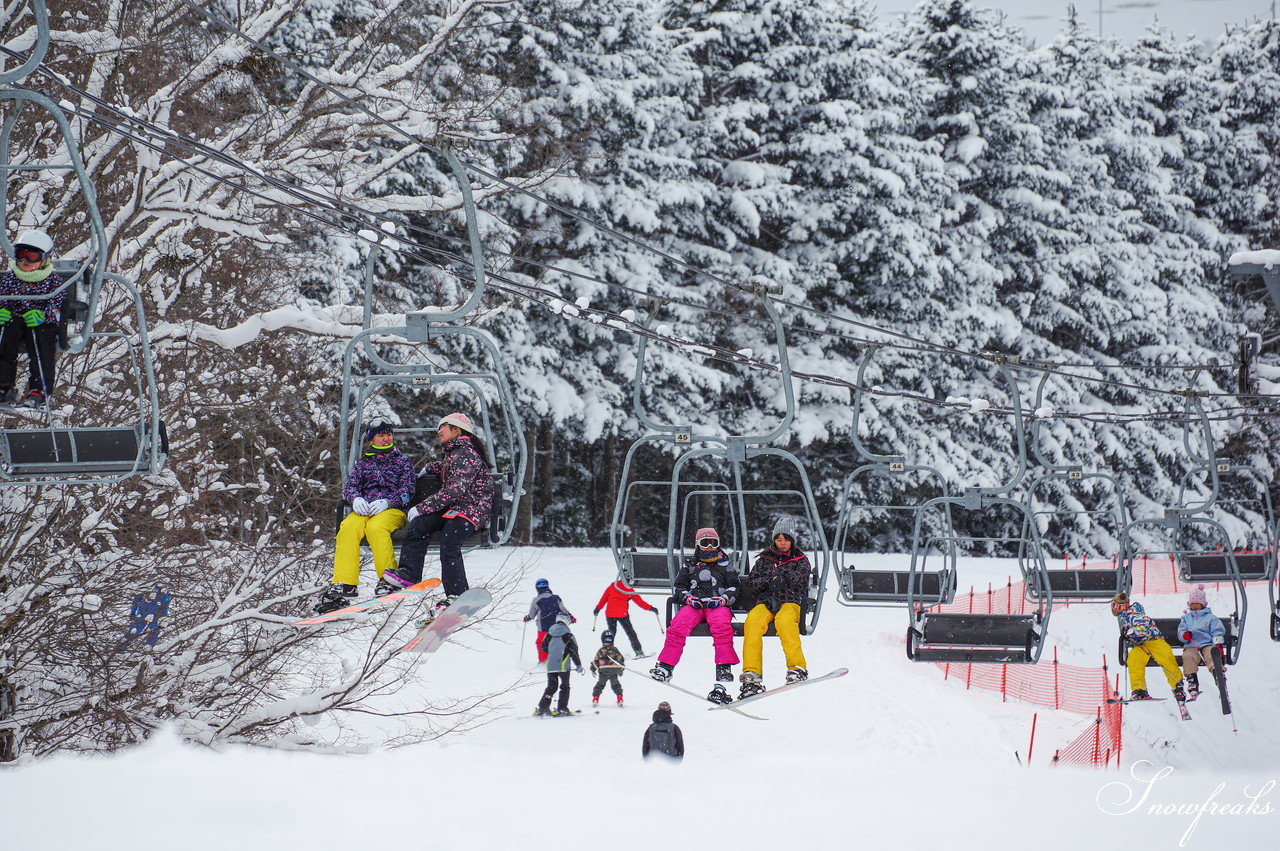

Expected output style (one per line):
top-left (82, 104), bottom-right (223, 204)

top-left (3, 549), bottom-right (1276, 849)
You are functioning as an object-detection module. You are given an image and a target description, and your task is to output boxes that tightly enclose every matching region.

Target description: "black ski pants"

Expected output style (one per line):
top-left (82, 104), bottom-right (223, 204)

top-left (0, 323), bottom-right (57, 394)
top-left (592, 671), bottom-right (623, 697)
top-left (398, 512), bottom-right (475, 596)
top-left (539, 672), bottom-right (571, 713)
top-left (607, 614), bottom-right (644, 654)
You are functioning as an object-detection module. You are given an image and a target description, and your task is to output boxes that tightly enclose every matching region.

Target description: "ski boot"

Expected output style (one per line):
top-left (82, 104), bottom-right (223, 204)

top-left (632, 649), bottom-right (651, 660)
top-left (707, 683), bottom-right (733, 705)
top-left (649, 661), bottom-right (674, 682)
top-left (616, 694), bottom-right (624, 707)
top-left (786, 667), bottom-right (809, 684)
top-left (373, 576), bottom-right (400, 597)
top-left (1129, 688), bottom-right (1151, 701)
top-left (715, 663), bottom-right (734, 683)
top-left (313, 583), bottom-right (358, 614)
top-left (1185, 673), bottom-right (1199, 701)
top-left (533, 705), bottom-right (552, 717)
top-left (1172, 680), bottom-right (1186, 702)
top-left (738, 671), bottom-right (765, 700)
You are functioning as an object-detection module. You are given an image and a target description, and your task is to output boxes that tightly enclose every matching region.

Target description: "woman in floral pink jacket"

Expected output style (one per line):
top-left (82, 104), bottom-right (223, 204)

top-left (382, 412), bottom-right (494, 599)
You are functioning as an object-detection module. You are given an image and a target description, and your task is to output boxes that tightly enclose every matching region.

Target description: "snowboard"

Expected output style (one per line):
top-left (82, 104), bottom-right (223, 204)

top-left (293, 578), bottom-right (441, 625)
top-left (624, 666), bottom-right (765, 721)
top-left (709, 668), bottom-right (849, 711)
top-left (401, 587), bottom-right (492, 653)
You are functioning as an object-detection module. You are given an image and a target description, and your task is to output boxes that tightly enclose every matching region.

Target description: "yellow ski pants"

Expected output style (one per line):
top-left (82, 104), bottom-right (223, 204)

top-left (742, 602), bottom-right (807, 676)
top-left (332, 509), bottom-right (406, 585)
top-left (1128, 638), bottom-right (1183, 692)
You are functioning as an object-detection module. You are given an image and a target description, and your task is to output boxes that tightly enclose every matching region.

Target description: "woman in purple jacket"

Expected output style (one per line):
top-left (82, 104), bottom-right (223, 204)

top-left (315, 420), bottom-right (416, 613)
top-left (382, 412), bottom-right (494, 602)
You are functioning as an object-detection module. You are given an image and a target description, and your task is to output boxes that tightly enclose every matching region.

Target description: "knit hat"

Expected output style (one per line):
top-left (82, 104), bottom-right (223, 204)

top-left (1188, 584), bottom-right (1207, 606)
top-left (1111, 592), bottom-right (1129, 607)
top-left (772, 518), bottom-right (799, 545)
top-left (364, 420), bottom-right (394, 443)
top-left (556, 613), bottom-right (572, 627)
top-left (695, 527), bottom-right (719, 547)
top-left (658, 701), bottom-right (671, 713)
top-left (438, 412), bottom-right (475, 434)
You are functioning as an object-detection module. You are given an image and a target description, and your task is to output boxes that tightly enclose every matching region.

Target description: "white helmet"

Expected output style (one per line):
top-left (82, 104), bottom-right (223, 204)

top-left (14, 229), bottom-right (53, 256)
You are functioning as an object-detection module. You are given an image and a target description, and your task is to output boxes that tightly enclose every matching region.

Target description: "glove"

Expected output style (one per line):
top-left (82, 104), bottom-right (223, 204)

top-left (1182, 631), bottom-right (1192, 642)
top-left (406, 505), bottom-right (421, 523)
top-left (575, 666), bottom-right (584, 675)
top-left (703, 596), bottom-right (721, 609)
top-left (351, 497), bottom-right (372, 515)
top-left (593, 608), bottom-right (600, 616)
top-left (368, 499), bottom-right (390, 514)
top-left (21, 308), bottom-right (43, 327)
top-left (0, 308), bottom-right (9, 324)
top-left (683, 592), bottom-right (701, 609)
top-left (589, 664), bottom-right (597, 674)
top-left (1215, 643), bottom-right (1226, 658)
top-left (522, 615), bottom-right (531, 623)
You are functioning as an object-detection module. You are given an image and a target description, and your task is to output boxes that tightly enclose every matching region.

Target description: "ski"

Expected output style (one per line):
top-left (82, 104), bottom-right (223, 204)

top-left (525, 709), bottom-right (586, 718)
top-left (1106, 697), bottom-right (1167, 704)
top-left (401, 587), bottom-right (492, 653)
top-left (292, 579), bottom-right (441, 625)
top-left (1175, 694), bottom-right (1192, 721)
top-left (624, 666), bottom-right (766, 721)
top-left (709, 668), bottom-right (849, 711)
top-left (1209, 646), bottom-right (1232, 715)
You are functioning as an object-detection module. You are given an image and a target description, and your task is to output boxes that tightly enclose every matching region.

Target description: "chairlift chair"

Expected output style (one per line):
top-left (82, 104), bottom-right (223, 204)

top-left (0, 85), bottom-right (166, 485)
top-left (903, 355), bottom-right (1052, 664)
top-left (1020, 371), bottom-right (1132, 601)
top-left (834, 346), bottom-right (957, 607)
top-left (608, 292), bottom-right (831, 634)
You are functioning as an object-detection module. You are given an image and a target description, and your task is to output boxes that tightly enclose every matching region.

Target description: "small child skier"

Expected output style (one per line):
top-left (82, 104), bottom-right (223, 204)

top-left (536, 614), bottom-right (583, 716)
top-left (641, 701), bottom-right (684, 761)
top-left (1112, 592), bottom-right (1185, 701)
top-left (590, 631), bottom-right (626, 708)
top-left (1176, 584), bottom-right (1227, 701)
top-left (524, 577), bottom-right (575, 663)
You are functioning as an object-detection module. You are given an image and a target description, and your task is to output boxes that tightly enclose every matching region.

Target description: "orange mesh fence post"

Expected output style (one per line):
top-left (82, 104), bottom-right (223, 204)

top-left (1028, 713), bottom-right (1037, 765)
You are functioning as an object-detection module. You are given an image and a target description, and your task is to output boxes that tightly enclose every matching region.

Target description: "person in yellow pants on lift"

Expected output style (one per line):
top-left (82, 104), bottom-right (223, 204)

top-left (738, 520), bottom-right (813, 699)
top-left (1112, 592), bottom-right (1185, 701)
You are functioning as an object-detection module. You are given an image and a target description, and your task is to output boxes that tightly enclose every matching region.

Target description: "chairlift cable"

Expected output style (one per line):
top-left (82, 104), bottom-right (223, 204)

top-left (9, 46), bottom-right (1269, 418)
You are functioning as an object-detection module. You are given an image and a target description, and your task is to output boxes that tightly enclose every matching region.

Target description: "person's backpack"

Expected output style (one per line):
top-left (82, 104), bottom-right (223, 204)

top-left (647, 722), bottom-right (679, 757)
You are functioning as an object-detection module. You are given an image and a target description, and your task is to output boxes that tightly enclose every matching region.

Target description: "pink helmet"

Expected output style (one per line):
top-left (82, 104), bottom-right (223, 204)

top-left (695, 527), bottom-right (719, 547)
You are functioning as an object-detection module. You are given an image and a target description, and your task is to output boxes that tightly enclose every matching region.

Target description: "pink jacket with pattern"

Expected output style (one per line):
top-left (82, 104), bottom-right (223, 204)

top-left (415, 435), bottom-right (494, 529)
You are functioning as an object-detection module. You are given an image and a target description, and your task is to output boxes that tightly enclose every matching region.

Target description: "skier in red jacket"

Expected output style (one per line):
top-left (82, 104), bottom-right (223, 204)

top-left (595, 579), bottom-right (657, 659)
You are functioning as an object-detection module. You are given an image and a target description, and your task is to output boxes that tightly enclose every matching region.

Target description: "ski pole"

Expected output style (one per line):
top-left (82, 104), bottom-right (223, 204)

top-left (520, 617), bottom-right (528, 663)
top-left (592, 612), bottom-right (597, 633)
top-left (652, 607), bottom-right (665, 634)
top-left (28, 324), bottom-right (56, 434)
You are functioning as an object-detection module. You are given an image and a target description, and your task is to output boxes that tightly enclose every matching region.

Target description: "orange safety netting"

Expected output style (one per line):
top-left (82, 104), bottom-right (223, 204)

top-left (925, 555), bottom-right (1268, 768)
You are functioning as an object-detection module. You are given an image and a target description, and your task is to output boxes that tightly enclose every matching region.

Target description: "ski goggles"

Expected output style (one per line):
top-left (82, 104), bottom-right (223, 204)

top-left (14, 247), bottom-right (44, 264)
top-left (696, 537), bottom-right (719, 549)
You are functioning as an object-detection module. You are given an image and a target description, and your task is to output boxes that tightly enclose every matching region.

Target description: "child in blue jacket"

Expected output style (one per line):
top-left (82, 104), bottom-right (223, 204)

top-left (1176, 584), bottom-right (1227, 701)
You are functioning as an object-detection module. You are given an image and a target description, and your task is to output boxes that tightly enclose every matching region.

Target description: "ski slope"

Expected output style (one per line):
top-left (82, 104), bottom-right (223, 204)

top-left (3, 549), bottom-right (1276, 849)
